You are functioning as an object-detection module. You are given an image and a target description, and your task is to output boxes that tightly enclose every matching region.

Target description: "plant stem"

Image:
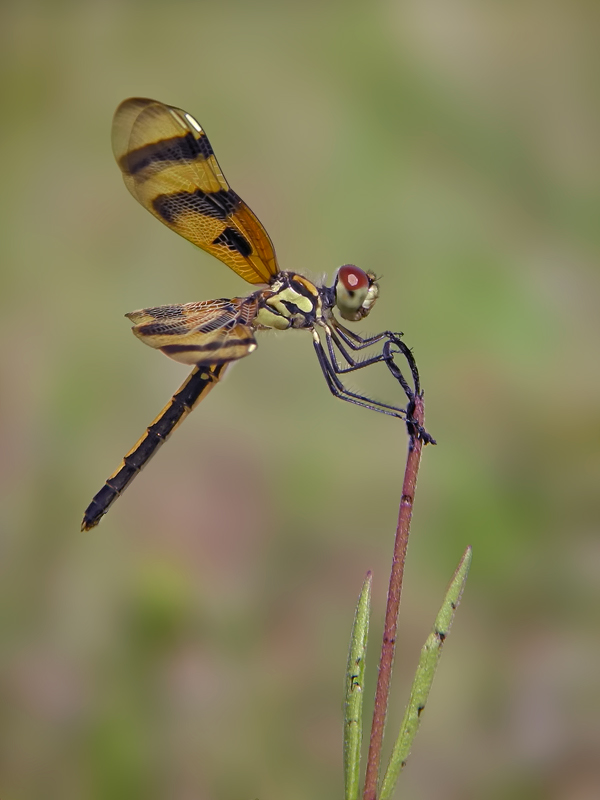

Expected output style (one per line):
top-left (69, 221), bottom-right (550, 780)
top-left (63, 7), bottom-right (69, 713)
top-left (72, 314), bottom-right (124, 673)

top-left (363, 395), bottom-right (426, 800)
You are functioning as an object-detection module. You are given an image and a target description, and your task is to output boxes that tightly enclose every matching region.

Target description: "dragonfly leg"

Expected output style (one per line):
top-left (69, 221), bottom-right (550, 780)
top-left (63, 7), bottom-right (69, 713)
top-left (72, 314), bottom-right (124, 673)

top-left (315, 328), bottom-right (435, 444)
top-left (382, 339), bottom-right (436, 444)
top-left (324, 326), bottom-right (420, 400)
top-left (312, 331), bottom-right (408, 419)
top-left (330, 324), bottom-right (404, 350)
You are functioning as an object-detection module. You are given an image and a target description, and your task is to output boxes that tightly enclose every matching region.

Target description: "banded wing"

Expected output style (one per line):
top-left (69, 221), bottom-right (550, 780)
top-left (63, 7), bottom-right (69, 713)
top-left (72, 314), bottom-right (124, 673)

top-left (112, 98), bottom-right (279, 285)
top-left (126, 296), bottom-right (259, 366)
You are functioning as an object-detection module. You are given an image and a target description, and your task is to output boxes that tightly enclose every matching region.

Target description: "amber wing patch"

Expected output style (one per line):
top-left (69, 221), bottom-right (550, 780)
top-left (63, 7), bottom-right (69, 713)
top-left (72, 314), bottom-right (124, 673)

top-left (112, 98), bottom-right (279, 285)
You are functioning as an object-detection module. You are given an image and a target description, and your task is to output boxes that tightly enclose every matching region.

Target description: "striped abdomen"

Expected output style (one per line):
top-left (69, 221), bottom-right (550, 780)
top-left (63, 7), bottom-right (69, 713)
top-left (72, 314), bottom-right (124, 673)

top-left (81, 364), bottom-right (226, 530)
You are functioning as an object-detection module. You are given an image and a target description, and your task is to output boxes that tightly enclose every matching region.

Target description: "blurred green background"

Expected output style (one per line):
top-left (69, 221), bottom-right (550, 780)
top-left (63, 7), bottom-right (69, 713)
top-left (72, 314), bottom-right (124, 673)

top-left (1, 1), bottom-right (599, 798)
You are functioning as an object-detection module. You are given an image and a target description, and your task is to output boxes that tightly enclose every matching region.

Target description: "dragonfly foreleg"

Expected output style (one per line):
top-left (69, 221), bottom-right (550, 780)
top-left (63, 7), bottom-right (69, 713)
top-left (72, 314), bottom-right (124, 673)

top-left (382, 339), bottom-right (436, 445)
top-left (331, 323), bottom-right (404, 350)
top-left (315, 328), bottom-right (435, 444)
top-left (325, 325), bottom-right (420, 401)
top-left (312, 331), bottom-right (409, 419)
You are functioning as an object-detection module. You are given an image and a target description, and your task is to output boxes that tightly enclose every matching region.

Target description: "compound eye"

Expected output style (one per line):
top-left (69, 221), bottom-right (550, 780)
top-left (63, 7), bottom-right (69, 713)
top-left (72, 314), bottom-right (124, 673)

top-left (335, 265), bottom-right (378, 321)
top-left (338, 264), bottom-right (370, 294)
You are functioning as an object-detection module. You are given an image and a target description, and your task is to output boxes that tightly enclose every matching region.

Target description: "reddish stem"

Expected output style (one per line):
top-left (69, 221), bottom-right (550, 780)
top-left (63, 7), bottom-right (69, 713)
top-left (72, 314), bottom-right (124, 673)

top-left (363, 395), bottom-right (426, 800)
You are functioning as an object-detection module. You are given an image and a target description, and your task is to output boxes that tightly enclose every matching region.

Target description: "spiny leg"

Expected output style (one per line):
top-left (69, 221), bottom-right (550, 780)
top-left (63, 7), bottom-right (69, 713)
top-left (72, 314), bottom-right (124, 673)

top-left (330, 324), bottom-right (422, 396)
top-left (322, 326), bottom-right (418, 404)
top-left (316, 328), bottom-right (435, 444)
top-left (325, 328), bottom-right (394, 373)
top-left (312, 331), bottom-right (408, 419)
top-left (382, 340), bottom-right (435, 445)
top-left (382, 336), bottom-right (422, 395)
top-left (331, 324), bottom-right (405, 350)
top-left (81, 364), bottom-right (227, 531)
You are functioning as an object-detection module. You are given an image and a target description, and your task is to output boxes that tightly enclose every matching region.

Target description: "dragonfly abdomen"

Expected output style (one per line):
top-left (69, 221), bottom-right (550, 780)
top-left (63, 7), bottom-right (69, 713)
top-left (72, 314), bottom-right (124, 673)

top-left (81, 365), bottom-right (226, 530)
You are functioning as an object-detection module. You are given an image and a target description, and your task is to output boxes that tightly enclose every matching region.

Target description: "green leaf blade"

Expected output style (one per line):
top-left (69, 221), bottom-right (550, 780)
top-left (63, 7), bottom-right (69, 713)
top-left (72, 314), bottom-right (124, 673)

top-left (344, 571), bottom-right (372, 800)
top-left (379, 546), bottom-right (472, 800)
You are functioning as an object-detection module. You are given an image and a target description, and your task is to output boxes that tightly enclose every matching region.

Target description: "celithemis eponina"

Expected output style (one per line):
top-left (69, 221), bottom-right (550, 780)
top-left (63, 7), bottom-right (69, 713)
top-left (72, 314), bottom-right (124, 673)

top-left (82, 97), bottom-right (431, 531)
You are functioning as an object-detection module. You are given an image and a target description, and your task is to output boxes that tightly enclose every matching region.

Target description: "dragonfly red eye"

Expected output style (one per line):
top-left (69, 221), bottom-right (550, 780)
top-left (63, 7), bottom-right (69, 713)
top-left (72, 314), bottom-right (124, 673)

top-left (334, 264), bottom-right (378, 321)
top-left (338, 264), bottom-right (369, 292)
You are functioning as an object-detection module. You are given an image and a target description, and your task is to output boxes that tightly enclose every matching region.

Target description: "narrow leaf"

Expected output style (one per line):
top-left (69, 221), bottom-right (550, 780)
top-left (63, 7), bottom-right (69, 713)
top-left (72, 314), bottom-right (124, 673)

top-left (379, 546), bottom-right (472, 800)
top-left (344, 571), bottom-right (372, 800)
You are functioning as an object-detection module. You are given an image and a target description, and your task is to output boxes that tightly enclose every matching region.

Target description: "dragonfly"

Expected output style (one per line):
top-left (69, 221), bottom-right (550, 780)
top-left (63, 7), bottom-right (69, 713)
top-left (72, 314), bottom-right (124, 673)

top-left (82, 97), bottom-right (431, 531)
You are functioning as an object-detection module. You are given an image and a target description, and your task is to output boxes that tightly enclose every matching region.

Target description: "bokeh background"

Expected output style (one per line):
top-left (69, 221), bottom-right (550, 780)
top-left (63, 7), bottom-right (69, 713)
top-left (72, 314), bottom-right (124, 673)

top-left (1, 1), bottom-right (599, 798)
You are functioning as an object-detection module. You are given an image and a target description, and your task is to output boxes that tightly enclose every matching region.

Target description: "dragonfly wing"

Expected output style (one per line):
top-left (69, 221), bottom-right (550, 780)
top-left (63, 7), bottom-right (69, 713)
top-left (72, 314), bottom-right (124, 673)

top-left (127, 297), bottom-right (258, 366)
top-left (112, 98), bottom-right (279, 285)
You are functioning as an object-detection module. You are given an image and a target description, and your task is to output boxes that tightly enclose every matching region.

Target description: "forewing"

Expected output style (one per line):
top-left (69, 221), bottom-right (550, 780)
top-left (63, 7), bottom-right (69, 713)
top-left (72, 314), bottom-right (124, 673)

top-left (127, 298), bottom-right (258, 366)
top-left (112, 98), bottom-right (279, 285)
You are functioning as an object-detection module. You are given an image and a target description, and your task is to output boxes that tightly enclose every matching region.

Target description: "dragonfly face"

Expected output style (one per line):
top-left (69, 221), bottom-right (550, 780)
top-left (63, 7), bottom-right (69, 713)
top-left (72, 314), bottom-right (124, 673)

top-left (333, 265), bottom-right (380, 322)
top-left (81, 98), bottom-right (424, 531)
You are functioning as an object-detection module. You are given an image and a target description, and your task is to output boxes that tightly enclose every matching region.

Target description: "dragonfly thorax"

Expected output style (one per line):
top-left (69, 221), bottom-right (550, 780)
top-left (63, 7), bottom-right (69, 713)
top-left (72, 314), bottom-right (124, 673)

top-left (254, 266), bottom-right (380, 334)
top-left (255, 272), bottom-right (322, 331)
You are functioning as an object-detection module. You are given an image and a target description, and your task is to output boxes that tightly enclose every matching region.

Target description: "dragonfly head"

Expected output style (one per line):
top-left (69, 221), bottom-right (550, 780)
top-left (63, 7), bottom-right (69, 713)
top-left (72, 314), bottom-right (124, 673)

top-left (333, 265), bottom-right (380, 322)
